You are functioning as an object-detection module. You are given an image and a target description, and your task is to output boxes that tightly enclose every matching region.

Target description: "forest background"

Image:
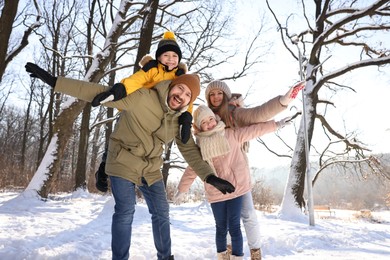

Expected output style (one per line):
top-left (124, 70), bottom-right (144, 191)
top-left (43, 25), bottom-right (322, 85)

top-left (0, 0), bottom-right (389, 213)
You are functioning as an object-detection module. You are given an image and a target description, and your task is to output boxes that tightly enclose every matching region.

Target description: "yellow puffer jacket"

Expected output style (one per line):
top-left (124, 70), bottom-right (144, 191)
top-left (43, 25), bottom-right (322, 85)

top-left (121, 55), bottom-right (193, 113)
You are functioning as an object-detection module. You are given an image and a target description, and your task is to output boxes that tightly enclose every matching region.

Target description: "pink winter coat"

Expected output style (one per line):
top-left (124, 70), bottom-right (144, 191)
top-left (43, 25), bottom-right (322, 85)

top-left (177, 120), bottom-right (277, 203)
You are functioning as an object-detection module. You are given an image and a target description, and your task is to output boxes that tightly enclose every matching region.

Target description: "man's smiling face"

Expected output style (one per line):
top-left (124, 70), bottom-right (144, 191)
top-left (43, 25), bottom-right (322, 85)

top-left (167, 83), bottom-right (192, 111)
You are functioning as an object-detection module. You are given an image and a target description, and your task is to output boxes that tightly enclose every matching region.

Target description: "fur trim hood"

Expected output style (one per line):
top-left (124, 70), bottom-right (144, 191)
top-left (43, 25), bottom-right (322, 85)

top-left (230, 93), bottom-right (245, 108)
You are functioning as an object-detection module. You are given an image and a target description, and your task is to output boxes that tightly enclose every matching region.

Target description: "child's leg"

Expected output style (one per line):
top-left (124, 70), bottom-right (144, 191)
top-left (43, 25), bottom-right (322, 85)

top-left (210, 201), bottom-right (229, 253)
top-left (227, 196), bottom-right (244, 257)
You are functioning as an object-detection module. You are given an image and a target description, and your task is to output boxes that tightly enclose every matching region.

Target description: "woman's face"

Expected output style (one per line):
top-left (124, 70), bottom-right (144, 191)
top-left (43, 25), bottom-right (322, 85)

top-left (200, 116), bottom-right (217, 132)
top-left (208, 89), bottom-right (224, 107)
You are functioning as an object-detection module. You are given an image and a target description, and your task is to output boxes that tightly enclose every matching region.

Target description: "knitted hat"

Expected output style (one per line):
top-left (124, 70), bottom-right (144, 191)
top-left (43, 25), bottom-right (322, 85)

top-left (193, 105), bottom-right (216, 129)
top-left (170, 74), bottom-right (200, 104)
top-left (156, 31), bottom-right (182, 61)
top-left (205, 80), bottom-right (232, 99)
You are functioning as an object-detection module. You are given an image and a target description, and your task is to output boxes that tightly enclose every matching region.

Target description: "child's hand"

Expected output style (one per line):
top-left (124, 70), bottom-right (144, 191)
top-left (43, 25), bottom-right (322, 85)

top-left (276, 115), bottom-right (295, 129)
top-left (178, 111), bottom-right (193, 144)
top-left (91, 83), bottom-right (126, 107)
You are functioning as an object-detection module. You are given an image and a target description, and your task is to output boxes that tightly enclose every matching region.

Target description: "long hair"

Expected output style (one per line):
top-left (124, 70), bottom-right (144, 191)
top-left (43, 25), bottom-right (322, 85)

top-left (206, 93), bottom-right (235, 128)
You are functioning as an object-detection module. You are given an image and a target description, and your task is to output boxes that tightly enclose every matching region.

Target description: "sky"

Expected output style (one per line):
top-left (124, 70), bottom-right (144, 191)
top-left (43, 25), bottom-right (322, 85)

top-left (6, 0), bottom-right (390, 170)
top-left (1, 190), bottom-right (390, 260)
top-left (216, 0), bottom-right (390, 168)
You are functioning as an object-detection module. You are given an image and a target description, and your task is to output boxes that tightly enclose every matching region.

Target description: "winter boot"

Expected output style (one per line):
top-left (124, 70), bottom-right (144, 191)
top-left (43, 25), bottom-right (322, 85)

top-left (217, 250), bottom-right (230, 260)
top-left (95, 161), bottom-right (108, 192)
top-left (226, 244), bottom-right (232, 255)
top-left (230, 256), bottom-right (243, 260)
top-left (250, 248), bottom-right (261, 260)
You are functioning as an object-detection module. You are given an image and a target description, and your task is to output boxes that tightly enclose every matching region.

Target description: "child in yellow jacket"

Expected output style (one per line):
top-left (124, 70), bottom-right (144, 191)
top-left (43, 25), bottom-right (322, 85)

top-left (93, 31), bottom-right (193, 192)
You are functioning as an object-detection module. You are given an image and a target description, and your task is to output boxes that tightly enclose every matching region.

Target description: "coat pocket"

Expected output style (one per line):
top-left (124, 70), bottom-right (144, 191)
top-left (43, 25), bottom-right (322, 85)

top-left (116, 147), bottom-right (146, 173)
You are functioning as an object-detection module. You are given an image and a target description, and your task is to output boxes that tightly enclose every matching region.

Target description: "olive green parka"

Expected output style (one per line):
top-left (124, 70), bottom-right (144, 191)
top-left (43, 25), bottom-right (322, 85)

top-left (55, 77), bottom-right (213, 185)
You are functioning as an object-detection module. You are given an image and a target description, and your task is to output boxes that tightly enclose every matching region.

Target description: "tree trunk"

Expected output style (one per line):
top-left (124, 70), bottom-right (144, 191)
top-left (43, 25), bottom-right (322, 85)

top-left (38, 100), bottom-right (87, 197)
top-left (0, 0), bottom-right (20, 82)
top-left (37, 96), bottom-right (50, 169)
top-left (27, 0), bottom-right (134, 198)
top-left (161, 141), bottom-right (173, 188)
top-left (74, 103), bottom-right (91, 190)
top-left (21, 88), bottom-right (33, 173)
top-left (279, 80), bottom-right (316, 218)
top-left (133, 0), bottom-right (159, 72)
top-left (88, 107), bottom-right (106, 191)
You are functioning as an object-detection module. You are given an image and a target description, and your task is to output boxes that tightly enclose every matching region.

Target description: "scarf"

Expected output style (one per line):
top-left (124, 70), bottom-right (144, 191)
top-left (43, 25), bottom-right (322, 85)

top-left (195, 121), bottom-right (230, 174)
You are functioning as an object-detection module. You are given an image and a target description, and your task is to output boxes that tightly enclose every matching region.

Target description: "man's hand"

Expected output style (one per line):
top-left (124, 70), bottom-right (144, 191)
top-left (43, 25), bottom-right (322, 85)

top-left (178, 111), bottom-right (193, 144)
top-left (205, 175), bottom-right (235, 194)
top-left (279, 81), bottom-right (305, 106)
top-left (25, 62), bottom-right (57, 88)
top-left (91, 83), bottom-right (127, 107)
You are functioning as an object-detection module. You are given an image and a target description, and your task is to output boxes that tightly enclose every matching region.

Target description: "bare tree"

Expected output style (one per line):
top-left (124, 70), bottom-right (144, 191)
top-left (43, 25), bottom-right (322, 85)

top-left (74, 0), bottom-right (100, 191)
top-left (134, 0), bottom-right (159, 72)
top-left (25, 0), bottom-right (145, 198)
top-left (266, 0), bottom-right (390, 218)
top-left (0, 0), bottom-right (42, 119)
top-left (20, 0), bottom-right (273, 198)
top-left (156, 1), bottom-right (270, 186)
top-left (32, 81), bottom-right (51, 169)
top-left (0, 0), bottom-right (42, 83)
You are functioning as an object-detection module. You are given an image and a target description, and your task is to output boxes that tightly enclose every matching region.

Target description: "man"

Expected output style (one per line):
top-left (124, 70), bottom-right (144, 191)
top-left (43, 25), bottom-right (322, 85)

top-left (25, 63), bottom-right (235, 260)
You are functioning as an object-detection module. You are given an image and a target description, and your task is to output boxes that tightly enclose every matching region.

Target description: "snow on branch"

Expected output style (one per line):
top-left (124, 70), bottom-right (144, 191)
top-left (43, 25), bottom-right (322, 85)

top-left (312, 0), bottom-right (390, 55)
top-left (84, 0), bottom-right (143, 82)
top-left (316, 55), bottom-right (390, 88)
top-left (5, 0), bottom-right (43, 66)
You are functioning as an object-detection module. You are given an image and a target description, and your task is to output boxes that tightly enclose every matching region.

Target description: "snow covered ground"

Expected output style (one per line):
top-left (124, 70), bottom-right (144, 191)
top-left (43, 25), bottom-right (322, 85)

top-left (0, 190), bottom-right (389, 260)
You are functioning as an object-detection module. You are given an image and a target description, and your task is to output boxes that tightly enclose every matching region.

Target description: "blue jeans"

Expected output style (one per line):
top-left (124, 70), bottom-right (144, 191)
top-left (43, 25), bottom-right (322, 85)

top-left (110, 176), bottom-right (171, 260)
top-left (210, 196), bottom-right (243, 257)
top-left (241, 191), bottom-right (261, 249)
top-left (226, 191), bottom-right (261, 249)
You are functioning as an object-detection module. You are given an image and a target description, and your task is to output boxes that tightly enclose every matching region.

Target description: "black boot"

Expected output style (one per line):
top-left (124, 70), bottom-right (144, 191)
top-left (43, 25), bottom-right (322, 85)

top-left (95, 161), bottom-right (108, 192)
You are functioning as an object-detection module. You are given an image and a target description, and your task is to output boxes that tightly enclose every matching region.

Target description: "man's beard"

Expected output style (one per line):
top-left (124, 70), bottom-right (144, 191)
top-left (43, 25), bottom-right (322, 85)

top-left (168, 94), bottom-right (187, 111)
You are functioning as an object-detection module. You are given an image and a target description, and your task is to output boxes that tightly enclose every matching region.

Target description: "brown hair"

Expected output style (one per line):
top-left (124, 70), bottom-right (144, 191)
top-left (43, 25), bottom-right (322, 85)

top-left (206, 93), bottom-right (235, 128)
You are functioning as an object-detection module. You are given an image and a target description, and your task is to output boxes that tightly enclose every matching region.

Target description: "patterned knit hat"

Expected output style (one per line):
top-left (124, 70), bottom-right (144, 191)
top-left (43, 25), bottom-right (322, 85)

top-left (193, 105), bottom-right (216, 129)
top-left (205, 80), bottom-right (232, 99)
top-left (170, 74), bottom-right (200, 104)
top-left (156, 31), bottom-right (182, 61)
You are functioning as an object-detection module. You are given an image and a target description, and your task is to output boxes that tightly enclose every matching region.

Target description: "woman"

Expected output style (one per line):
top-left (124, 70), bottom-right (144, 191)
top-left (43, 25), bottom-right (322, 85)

top-left (205, 80), bottom-right (304, 259)
top-left (177, 105), bottom-right (291, 260)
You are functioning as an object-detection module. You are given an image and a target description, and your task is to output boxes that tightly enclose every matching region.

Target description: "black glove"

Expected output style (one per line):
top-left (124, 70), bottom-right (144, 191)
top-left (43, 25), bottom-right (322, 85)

top-left (178, 111), bottom-right (193, 144)
top-left (25, 62), bottom-right (57, 88)
top-left (91, 83), bottom-right (127, 107)
top-left (175, 68), bottom-right (185, 76)
top-left (205, 175), bottom-right (235, 194)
